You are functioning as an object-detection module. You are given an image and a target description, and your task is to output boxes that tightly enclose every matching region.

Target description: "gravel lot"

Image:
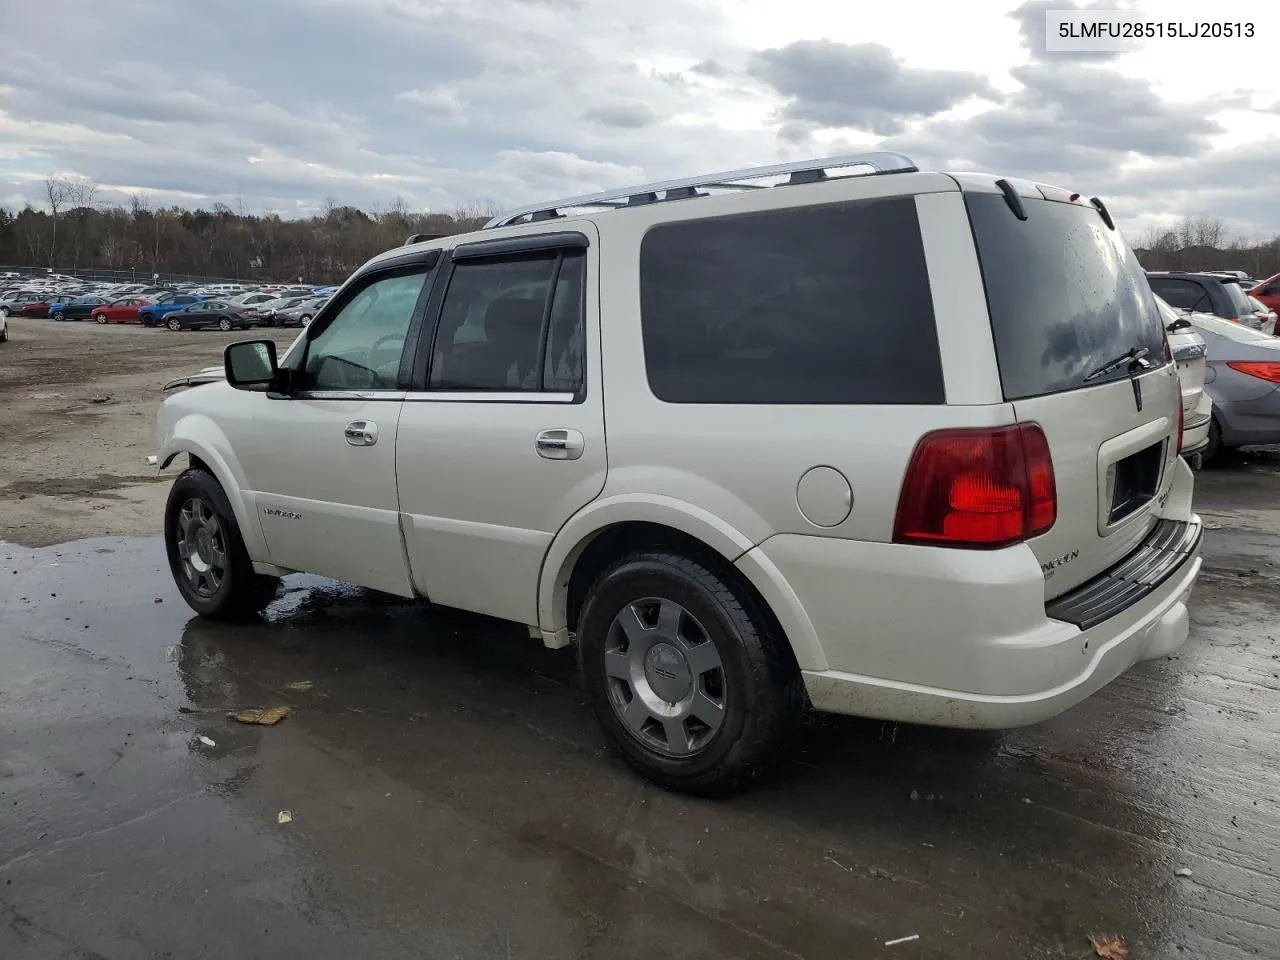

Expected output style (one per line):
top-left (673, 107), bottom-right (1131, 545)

top-left (0, 317), bottom-right (299, 546)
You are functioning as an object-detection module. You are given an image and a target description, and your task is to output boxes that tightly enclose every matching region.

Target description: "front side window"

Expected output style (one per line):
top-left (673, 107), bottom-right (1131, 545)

top-left (302, 269), bottom-right (427, 391)
top-left (639, 198), bottom-right (943, 404)
top-left (429, 249), bottom-right (586, 393)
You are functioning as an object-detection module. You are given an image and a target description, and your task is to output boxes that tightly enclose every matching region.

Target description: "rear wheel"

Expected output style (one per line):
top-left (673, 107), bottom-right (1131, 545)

top-left (299, 314), bottom-right (312, 326)
top-left (164, 468), bottom-right (279, 620)
top-left (217, 317), bottom-right (232, 331)
top-left (577, 549), bottom-right (804, 795)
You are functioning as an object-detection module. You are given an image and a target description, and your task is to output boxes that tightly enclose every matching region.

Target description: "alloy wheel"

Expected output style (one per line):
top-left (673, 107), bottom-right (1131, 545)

top-left (174, 497), bottom-right (227, 598)
top-left (603, 597), bottom-right (727, 757)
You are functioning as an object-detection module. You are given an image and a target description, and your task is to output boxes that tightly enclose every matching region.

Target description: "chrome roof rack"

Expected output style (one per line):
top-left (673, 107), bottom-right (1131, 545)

top-left (482, 151), bottom-right (919, 229)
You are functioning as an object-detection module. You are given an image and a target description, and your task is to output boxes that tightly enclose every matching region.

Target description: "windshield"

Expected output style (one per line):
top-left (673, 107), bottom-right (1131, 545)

top-left (966, 193), bottom-right (1168, 399)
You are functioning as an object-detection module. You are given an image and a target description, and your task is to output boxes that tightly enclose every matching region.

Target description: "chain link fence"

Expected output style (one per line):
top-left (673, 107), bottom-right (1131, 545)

top-left (0, 265), bottom-right (250, 286)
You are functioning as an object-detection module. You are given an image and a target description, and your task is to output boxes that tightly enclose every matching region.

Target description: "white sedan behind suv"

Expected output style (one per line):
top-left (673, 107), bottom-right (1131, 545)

top-left (156, 154), bottom-right (1203, 794)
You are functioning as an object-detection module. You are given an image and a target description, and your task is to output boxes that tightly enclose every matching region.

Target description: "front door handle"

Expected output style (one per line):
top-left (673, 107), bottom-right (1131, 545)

top-left (535, 428), bottom-right (584, 460)
top-left (345, 420), bottom-right (378, 446)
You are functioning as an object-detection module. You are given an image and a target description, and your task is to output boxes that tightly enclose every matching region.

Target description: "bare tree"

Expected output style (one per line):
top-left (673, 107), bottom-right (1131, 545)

top-left (44, 175), bottom-right (75, 265)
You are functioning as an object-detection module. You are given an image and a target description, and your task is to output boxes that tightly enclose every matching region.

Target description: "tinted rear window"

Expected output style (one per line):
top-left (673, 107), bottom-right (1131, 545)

top-left (638, 197), bottom-right (944, 405)
top-left (966, 193), bottom-right (1167, 400)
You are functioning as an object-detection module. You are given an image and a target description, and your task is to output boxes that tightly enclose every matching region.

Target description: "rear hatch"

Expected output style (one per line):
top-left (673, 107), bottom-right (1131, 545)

top-left (965, 188), bottom-right (1181, 600)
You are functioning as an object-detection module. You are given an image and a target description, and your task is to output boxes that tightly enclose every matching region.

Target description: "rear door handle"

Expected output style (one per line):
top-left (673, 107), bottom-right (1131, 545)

top-left (536, 428), bottom-right (584, 460)
top-left (345, 420), bottom-right (378, 446)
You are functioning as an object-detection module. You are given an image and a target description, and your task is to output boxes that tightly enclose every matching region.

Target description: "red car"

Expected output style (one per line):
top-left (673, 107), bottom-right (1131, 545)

top-left (92, 297), bottom-right (152, 324)
top-left (1251, 272), bottom-right (1280, 316)
top-left (21, 298), bottom-right (56, 318)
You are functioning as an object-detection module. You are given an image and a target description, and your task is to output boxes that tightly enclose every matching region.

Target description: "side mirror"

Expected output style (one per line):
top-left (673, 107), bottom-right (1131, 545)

top-left (224, 339), bottom-right (279, 390)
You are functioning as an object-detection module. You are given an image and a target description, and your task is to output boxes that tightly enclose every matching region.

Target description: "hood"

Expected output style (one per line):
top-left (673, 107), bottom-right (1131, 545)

top-left (163, 365), bottom-right (224, 391)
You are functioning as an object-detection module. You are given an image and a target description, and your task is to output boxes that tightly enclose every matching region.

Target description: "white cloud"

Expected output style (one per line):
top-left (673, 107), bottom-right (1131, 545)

top-left (0, 0), bottom-right (1276, 238)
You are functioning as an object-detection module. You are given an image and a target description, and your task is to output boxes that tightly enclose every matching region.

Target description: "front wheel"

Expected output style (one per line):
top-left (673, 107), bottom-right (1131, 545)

top-left (577, 550), bottom-right (804, 795)
top-left (164, 468), bottom-right (279, 620)
top-left (167, 317), bottom-right (181, 331)
top-left (52, 311), bottom-right (65, 321)
top-left (95, 313), bottom-right (108, 324)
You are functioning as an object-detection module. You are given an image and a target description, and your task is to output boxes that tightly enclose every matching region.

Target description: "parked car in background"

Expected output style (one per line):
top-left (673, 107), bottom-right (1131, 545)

top-left (1250, 272), bottom-right (1280, 316)
top-left (21, 297), bottom-right (60, 318)
top-left (1, 290), bottom-right (44, 317)
top-left (254, 296), bottom-right (309, 326)
top-left (1247, 295), bottom-right (1278, 334)
top-left (1181, 310), bottom-right (1280, 461)
top-left (160, 299), bottom-right (258, 331)
top-left (139, 293), bottom-right (204, 326)
top-left (1148, 271), bottom-right (1272, 333)
top-left (51, 295), bottom-right (110, 321)
top-left (93, 297), bottom-right (152, 324)
top-left (273, 296), bottom-right (328, 327)
top-left (0, 304), bottom-right (7, 342)
top-left (1153, 295), bottom-right (1213, 465)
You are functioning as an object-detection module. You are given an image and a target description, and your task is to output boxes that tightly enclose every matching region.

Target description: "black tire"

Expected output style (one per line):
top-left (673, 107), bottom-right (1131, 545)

top-left (577, 549), bottom-right (804, 796)
top-left (217, 316), bottom-right (232, 331)
top-left (95, 313), bottom-right (108, 324)
top-left (164, 467), bottom-right (279, 620)
top-left (1202, 417), bottom-right (1223, 465)
top-left (167, 317), bottom-right (181, 331)
top-left (52, 311), bottom-right (65, 321)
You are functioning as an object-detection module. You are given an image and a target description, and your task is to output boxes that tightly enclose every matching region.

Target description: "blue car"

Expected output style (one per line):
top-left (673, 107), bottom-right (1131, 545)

top-left (138, 293), bottom-right (206, 326)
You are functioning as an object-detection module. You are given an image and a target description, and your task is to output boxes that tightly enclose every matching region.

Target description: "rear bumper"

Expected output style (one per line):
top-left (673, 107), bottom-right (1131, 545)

top-left (740, 474), bottom-right (1203, 730)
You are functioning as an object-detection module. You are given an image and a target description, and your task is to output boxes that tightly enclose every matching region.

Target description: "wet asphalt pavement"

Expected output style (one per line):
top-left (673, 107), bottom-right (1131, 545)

top-left (2, 461), bottom-right (1279, 960)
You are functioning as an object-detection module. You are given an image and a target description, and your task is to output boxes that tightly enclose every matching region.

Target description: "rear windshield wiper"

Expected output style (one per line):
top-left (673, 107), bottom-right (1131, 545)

top-left (1084, 346), bottom-right (1151, 383)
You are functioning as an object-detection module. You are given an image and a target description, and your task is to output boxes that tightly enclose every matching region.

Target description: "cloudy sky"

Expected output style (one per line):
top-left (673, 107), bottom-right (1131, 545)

top-left (1, 0), bottom-right (1277, 239)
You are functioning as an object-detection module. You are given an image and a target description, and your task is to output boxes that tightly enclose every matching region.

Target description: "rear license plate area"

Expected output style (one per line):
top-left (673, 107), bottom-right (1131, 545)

top-left (1108, 441), bottom-right (1164, 524)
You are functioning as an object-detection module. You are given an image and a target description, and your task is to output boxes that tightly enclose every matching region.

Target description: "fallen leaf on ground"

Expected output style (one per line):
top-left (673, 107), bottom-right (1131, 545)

top-left (229, 706), bottom-right (289, 726)
top-left (1089, 934), bottom-right (1128, 959)
top-left (277, 810), bottom-right (293, 824)
top-left (198, 735), bottom-right (216, 747)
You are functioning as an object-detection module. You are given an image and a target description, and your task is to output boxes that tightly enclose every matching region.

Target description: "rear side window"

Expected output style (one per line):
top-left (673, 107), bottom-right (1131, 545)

top-left (1221, 281), bottom-right (1253, 316)
top-left (638, 198), bottom-right (944, 404)
top-left (966, 194), bottom-right (1168, 400)
top-left (1148, 278), bottom-right (1211, 313)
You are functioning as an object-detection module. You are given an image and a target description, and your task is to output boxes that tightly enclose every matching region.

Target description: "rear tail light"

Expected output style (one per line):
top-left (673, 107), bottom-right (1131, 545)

top-left (893, 424), bottom-right (1057, 550)
top-left (1226, 361), bottom-right (1280, 384)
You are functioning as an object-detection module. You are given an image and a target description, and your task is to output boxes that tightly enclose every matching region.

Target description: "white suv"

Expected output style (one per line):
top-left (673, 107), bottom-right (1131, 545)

top-left (156, 153), bottom-right (1203, 793)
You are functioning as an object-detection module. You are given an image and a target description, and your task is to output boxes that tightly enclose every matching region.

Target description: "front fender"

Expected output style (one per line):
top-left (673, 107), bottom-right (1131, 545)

top-left (156, 411), bottom-right (266, 560)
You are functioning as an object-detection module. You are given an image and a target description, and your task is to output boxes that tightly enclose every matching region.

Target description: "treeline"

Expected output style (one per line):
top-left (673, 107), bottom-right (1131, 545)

top-left (3, 179), bottom-right (1280, 284)
top-left (0, 177), bottom-right (497, 284)
top-left (1136, 215), bottom-right (1280, 278)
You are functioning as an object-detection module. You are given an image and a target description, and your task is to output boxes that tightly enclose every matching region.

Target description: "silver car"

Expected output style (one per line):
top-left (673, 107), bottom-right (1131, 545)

top-left (1184, 310), bottom-right (1280, 461)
